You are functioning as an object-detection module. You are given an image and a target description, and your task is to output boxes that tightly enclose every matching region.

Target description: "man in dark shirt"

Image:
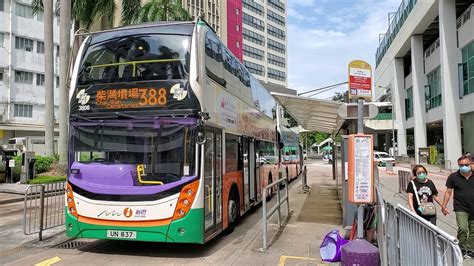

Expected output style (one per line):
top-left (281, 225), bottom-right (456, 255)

top-left (442, 155), bottom-right (474, 257)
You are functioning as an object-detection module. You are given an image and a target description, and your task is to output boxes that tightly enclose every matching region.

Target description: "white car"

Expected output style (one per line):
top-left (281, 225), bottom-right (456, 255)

top-left (374, 151), bottom-right (395, 166)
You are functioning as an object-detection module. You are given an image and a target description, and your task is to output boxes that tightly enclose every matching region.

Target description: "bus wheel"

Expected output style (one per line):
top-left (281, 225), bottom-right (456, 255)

top-left (224, 188), bottom-right (240, 234)
top-left (266, 175), bottom-right (273, 201)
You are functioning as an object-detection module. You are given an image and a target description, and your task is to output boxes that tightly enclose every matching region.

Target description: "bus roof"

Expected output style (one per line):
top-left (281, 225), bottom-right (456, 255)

top-left (86, 21), bottom-right (196, 45)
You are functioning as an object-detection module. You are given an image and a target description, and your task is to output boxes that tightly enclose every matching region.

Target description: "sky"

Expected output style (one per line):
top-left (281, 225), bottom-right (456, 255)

top-left (287, 0), bottom-right (401, 99)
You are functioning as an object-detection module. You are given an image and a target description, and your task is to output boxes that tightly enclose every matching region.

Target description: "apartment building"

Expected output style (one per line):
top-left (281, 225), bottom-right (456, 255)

top-left (0, 0), bottom-right (60, 145)
top-left (374, 0), bottom-right (474, 168)
top-left (241, 0), bottom-right (287, 87)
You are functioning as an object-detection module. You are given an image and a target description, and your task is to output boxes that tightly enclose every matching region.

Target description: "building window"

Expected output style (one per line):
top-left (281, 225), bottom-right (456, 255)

top-left (236, 41), bottom-right (240, 48)
top-left (0, 69), bottom-right (3, 81)
top-left (267, 67), bottom-right (286, 81)
top-left (244, 60), bottom-right (264, 76)
top-left (405, 87), bottom-right (413, 119)
top-left (15, 37), bottom-right (34, 52)
top-left (0, 33), bottom-right (4, 47)
top-left (15, 3), bottom-right (34, 18)
top-left (268, 53), bottom-right (286, 67)
top-left (36, 73), bottom-right (45, 86)
top-left (236, 24), bottom-right (240, 32)
top-left (14, 104), bottom-right (33, 118)
top-left (236, 8), bottom-right (240, 15)
top-left (243, 12), bottom-right (265, 31)
top-left (268, 0), bottom-right (285, 13)
top-left (242, 0), bottom-right (264, 16)
top-left (56, 45), bottom-right (59, 57)
top-left (0, 0), bottom-right (4, 12)
top-left (425, 67), bottom-right (442, 110)
top-left (56, 76), bottom-right (59, 87)
top-left (461, 41), bottom-right (474, 96)
top-left (37, 41), bottom-right (44, 54)
top-left (14, 70), bottom-right (33, 84)
top-left (243, 28), bottom-right (264, 46)
top-left (36, 10), bottom-right (43, 22)
top-left (243, 44), bottom-right (264, 61)
top-left (267, 38), bottom-right (285, 54)
top-left (267, 24), bottom-right (285, 40)
top-left (267, 10), bottom-right (285, 26)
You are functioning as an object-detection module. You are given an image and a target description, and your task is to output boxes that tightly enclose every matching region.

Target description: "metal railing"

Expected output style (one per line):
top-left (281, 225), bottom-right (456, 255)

top-left (397, 170), bottom-right (412, 194)
top-left (261, 174), bottom-right (289, 250)
top-left (376, 187), bottom-right (463, 265)
top-left (24, 181), bottom-right (66, 240)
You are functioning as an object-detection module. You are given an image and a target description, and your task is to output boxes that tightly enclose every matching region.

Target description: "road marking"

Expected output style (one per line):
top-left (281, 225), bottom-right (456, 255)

top-left (35, 256), bottom-right (61, 266)
top-left (277, 255), bottom-right (322, 266)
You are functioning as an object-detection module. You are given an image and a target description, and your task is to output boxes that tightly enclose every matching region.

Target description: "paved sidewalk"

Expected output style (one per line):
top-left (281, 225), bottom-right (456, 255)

top-left (2, 160), bottom-right (345, 265)
top-left (0, 183), bottom-right (30, 204)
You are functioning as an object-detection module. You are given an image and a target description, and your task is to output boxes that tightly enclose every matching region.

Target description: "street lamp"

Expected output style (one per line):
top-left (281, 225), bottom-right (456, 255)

top-left (378, 85), bottom-right (397, 157)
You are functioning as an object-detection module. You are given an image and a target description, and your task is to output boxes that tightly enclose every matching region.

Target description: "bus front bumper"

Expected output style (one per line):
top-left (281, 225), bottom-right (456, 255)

top-left (65, 208), bottom-right (204, 244)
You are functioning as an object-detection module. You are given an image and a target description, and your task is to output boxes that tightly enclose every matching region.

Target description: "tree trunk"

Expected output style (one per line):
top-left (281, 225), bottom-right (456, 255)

top-left (58, 0), bottom-right (71, 165)
top-left (44, 0), bottom-right (55, 156)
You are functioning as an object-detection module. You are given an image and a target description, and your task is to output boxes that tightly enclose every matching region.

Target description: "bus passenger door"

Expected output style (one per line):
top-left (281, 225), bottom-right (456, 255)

top-left (242, 137), bottom-right (250, 210)
top-left (204, 129), bottom-right (223, 236)
top-left (249, 139), bottom-right (256, 203)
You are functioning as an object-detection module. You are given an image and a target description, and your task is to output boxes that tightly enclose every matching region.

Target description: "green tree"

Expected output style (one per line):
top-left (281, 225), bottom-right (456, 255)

top-left (135, 0), bottom-right (192, 23)
top-left (332, 91), bottom-right (348, 103)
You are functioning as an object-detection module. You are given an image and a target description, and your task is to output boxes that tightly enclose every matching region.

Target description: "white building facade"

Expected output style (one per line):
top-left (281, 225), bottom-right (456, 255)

top-left (242, 0), bottom-right (288, 87)
top-left (374, 0), bottom-right (474, 167)
top-left (0, 0), bottom-right (60, 145)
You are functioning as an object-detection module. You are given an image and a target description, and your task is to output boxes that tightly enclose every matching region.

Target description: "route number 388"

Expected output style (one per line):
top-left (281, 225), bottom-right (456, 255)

top-left (139, 88), bottom-right (167, 107)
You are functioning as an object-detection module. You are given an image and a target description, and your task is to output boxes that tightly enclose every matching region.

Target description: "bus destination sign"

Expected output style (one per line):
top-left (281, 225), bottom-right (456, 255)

top-left (72, 81), bottom-right (197, 114)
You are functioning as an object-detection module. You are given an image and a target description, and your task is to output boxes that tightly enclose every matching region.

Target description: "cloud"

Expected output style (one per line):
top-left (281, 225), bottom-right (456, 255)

top-left (288, 0), bottom-right (400, 99)
top-left (287, 7), bottom-right (319, 22)
top-left (289, 0), bottom-right (315, 7)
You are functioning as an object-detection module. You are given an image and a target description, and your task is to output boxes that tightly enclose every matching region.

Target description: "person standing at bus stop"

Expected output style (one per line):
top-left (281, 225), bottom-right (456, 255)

top-left (442, 155), bottom-right (474, 257)
top-left (406, 165), bottom-right (442, 225)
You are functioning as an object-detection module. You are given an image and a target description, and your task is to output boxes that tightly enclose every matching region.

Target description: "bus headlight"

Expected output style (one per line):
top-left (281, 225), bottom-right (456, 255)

top-left (172, 180), bottom-right (199, 221)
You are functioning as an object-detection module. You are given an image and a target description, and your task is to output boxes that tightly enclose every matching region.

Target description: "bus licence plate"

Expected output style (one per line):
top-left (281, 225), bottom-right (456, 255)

top-left (106, 230), bottom-right (136, 239)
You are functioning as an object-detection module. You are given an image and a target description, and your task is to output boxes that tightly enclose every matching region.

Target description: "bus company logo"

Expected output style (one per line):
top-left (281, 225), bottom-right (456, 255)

top-left (170, 83), bottom-right (187, 101)
top-left (134, 209), bottom-right (147, 218)
top-left (97, 210), bottom-right (122, 218)
top-left (123, 208), bottom-right (133, 218)
top-left (76, 89), bottom-right (91, 111)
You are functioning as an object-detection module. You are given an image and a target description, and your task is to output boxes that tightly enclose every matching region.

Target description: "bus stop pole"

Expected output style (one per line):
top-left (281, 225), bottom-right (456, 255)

top-left (357, 99), bottom-right (364, 239)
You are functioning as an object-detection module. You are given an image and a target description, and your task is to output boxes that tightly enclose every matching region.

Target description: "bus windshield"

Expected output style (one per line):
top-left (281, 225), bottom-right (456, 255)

top-left (71, 119), bottom-right (196, 182)
top-left (78, 34), bottom-right (191, 85)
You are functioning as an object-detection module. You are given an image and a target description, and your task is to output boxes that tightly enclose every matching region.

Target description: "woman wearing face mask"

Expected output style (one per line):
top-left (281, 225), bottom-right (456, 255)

top-left (406, 165), bottom-right (443, 225)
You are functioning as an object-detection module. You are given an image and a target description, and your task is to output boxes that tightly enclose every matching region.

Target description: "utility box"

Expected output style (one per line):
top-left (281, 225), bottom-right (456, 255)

top-left (20, 151), bottom-right (35, 184)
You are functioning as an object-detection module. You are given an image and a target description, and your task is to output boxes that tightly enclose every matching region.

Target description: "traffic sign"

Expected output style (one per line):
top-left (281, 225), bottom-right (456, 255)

top-left (348, 60), bottom-right (372, 100)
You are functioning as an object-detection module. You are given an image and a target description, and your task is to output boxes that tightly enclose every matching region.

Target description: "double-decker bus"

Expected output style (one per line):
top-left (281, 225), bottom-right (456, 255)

top-left (279, 126), bottom-right (301, 181)
top-left (66, 20), bottom-right (292, 244)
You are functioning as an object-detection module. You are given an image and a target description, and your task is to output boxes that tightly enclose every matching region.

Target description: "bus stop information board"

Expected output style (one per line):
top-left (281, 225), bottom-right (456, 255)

top-left (347, 134), bottom-right (374, 204)
top-left (348, 60), bottom-right (372, 100)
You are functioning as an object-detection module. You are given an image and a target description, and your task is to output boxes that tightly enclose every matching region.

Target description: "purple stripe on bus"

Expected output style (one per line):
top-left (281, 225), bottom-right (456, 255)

top-left (70, 117), bottom-right (198, 127)
top-left (69, 162), bottom-right (197, 195)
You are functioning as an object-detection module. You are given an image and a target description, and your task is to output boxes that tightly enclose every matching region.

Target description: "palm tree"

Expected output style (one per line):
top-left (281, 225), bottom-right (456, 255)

top-left (58, 0), bottom-right (71, 166)
top-left (43, 0), bottom-right (55, 156)
top-left (135, 0), bottom-right (191, 23)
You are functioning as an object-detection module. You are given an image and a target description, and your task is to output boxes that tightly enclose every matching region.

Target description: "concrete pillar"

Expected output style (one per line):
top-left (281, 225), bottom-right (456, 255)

top-left (411, 35), bottom-right (427, 163)
top-left (439, 0), bottom-right (463, 169)
top-left (393, 58), bottom-right (407, 156)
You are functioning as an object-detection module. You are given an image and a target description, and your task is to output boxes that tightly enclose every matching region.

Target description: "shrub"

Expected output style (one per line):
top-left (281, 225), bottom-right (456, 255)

top-left (34, 155), bottom-right (55, 174)
top-left (28, 175), bottom-right (66, 184)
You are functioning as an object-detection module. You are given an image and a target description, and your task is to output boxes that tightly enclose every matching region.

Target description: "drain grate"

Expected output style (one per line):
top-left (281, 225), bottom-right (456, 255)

top-left (55, 240), bottom-right (90, 249)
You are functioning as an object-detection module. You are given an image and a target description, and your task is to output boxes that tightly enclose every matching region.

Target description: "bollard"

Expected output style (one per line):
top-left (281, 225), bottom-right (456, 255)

top-left (341, 239), bottom-right (380, 266)
top-left (38, 185), bottom-right (45, 241)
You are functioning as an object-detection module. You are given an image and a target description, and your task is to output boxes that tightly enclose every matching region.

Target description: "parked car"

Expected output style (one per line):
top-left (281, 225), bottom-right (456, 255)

top-left (374, 151), bottom-right (395, 166)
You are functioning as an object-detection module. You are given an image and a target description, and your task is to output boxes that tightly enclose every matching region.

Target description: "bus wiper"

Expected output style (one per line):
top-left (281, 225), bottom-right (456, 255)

top-left (115, 112), bottom-right (136, 119)
top-left (71, 114), bottom-right (93, 122)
